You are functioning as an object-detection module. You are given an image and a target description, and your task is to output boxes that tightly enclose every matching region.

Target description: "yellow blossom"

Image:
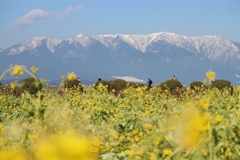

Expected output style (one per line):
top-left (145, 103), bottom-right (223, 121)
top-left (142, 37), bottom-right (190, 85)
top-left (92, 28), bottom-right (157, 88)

top-left (125, 150), bottom-right (133, 157)
top-left (201, 149), bottom-right (208, 156)
top-left (34, 132), bottom-right (99, 160)
top-left (28, 134), bottom-right (38, 143)
top-left (153, 148), bottom-right (159, 154)
top-left (0, 124), bottom-right (4, 132)
top-left (111, 132), bottom-right (118, 140)
top-left (163, 149), bottom-right (172, 157)
top-left (0, 149), bottom-right (26, 160)
top-left (0, 137), bottom-right (8, 144)
top-left (31, 66), bottom-right (38, 73)
top-left (200, 99), bottom-right (210, 108)
top-left (215, 114), bottom-right (223, 122)
top-left (154, 137), bottom-right (161, 146)
top-left (12, 65), bottom-right (23, 75)
top-left (225, 150), bottom-right (232, 157)
top-left (165, 135), bottom-right (172, 142)
top-left (10, 82), bottom-right (16, 89)
top-left (67, 72), bottom-right (77, 81)
top-left (206, 70), bottom-right (216, 81)
top-left (144, 124), bottom-right (153, 130)
top-left (133, 129), bottom-right (139, 135)
top-left (175, 109), bottom-right (210, 148)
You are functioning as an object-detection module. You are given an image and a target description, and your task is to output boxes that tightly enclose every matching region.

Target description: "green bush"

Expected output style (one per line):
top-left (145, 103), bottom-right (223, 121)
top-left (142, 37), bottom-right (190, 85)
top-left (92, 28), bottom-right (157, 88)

top-left (211, 79), bottom-right (233, 95)
top-left (64, 79), bottom-right (83, 92)
top-left (95, 80), bottom-right (110, 90)
top-left (0, 82), bottom-right (2, 86)
top-left (159, 80), bottom-right (183, 92)
top-left (128, 82), bottom-right (147, 88)
top-left (21, 78), bottom-right (42, 95)
top-left (190, 81), bottom-right (205, 90)
top-left (109, 79), bottom-right (127, 91)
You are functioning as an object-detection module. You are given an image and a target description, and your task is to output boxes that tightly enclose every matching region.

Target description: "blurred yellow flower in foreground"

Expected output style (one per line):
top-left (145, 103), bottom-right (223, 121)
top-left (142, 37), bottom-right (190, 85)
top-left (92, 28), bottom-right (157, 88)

top-left (0, 149), bottom-right (26, 160)
top-left (174, 109), bottom-right (209, 148)
top-left (206, 70), bottom-right (216, 81)
top-left (34, 132), bottom-right (99, 160)
top-left (12, 65), bottom-right (23, 75)
top-left (31, 66), bottom-right (39, 73)
top-left (68, 72), bottom-right (77, 81)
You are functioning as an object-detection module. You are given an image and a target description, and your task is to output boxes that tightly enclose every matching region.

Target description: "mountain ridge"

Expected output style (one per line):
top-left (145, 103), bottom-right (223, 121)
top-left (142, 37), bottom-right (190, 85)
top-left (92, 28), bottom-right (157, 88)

top-left (0, 32), bottom-right (240, 85)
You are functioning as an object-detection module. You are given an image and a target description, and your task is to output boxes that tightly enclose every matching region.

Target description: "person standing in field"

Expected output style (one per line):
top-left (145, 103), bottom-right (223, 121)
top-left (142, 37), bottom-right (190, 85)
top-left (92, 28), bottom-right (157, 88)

top-left (172, 75), bottom-right (177, 80)
top-left (147, 78), bottom-right (153, 88)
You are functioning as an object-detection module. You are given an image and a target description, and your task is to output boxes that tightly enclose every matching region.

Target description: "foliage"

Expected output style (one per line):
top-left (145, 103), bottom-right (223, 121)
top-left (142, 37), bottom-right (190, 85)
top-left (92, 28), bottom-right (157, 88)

top-left (190, 81), bottom-right (205, 90)
top-left (64, 79), bottom-right (83, 92)
top-left (159, 80), bottom-right (183, 93)
top-left (109, 79), bottom-right (127, 91)
top-left (211, 79), bottom-right (233, 95)
top-left (0, 66), bottom-right (240, 160)
top-left (128, 82), bottom-right (148, 88)
top-left (95, 80), bottom-right (110, 90)
top-left (21, 77), bottom-right (42, 95)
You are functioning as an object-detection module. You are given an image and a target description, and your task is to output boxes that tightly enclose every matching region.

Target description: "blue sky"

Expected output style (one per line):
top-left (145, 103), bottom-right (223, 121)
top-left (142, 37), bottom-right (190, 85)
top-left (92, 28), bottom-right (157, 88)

top-left (0, 0), bottom-right (239, 49)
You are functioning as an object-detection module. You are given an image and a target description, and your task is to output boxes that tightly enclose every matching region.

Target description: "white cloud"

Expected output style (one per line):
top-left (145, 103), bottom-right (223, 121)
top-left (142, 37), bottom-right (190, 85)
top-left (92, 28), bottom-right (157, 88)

top-left (113, 76), bottom-right (146, 83)
top-left (11, 6), bottom-right (83, 29)
top-left (11, 9), bottom-right (48, 29)
top-left (53, 6), bottom-right (83, 18)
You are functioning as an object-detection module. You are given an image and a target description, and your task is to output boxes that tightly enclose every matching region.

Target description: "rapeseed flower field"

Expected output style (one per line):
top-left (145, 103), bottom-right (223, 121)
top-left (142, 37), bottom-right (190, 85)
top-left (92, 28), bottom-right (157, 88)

top-left (0, 65), bottom-right (239, 160)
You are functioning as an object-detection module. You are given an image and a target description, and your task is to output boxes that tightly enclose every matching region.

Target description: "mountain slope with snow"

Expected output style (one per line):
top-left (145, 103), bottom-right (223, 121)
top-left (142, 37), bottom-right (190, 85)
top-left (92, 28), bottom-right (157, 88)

top-left (4, 32), bottom-right (239, 61)
top-left (0, 32), bottom-right (240, 85)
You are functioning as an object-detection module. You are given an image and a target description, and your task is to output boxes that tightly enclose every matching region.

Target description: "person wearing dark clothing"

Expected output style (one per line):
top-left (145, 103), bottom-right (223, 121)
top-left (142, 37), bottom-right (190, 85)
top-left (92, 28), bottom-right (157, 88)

top-left (147, 78), bottom-right (153, 88)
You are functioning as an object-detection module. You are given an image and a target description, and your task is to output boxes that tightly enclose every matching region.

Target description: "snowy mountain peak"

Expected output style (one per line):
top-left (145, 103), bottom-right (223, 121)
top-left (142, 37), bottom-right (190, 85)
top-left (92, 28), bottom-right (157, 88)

top-left (9, 37), bottom-right (46, 55)
top-left (4, 32), bottom-right (240, 61)
top-left (66, 34), bottom-right (94, 47)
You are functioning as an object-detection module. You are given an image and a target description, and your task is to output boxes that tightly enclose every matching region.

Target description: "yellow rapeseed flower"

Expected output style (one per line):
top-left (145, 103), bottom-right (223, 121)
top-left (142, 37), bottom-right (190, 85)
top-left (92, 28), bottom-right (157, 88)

top-left (201, 149), bottom-right (208, 156)
top-left (0, 124), bottom-right (4, 132)
top-left (10, 82), bottom-right (16, 89)
top-left (67, 72), bottom-right (77, 81)
top-left (12, 65), bottom-right (23, 75)
top-left (28, 134), bottom-right (38, 143)
top-left (175, 109), bottom-right (210, 148)
top-left (31, 66), bottom-right (39, 73)
top-left (165, 135), bottom-right (172, 142)
top-left (154, 137), bottom-right (161, 146)
top-left (0, 149), bottom-right (26, 160)
top-left (0, 137), bottom-right (8, 144)
top-left (225, 150), bottom-right (232, 157)
top-left (34, 133), bottom-right (99, 160)
top-left (111, 132), bottom-right (118, 140)
top-left (163, 149), bottom-right (172, 157)
top-left (200, 99), bottom-right (210, 108)
top-left (215, 114), bottom-right (223, 122)
top-left (206, 70), bottom-right (216, 81)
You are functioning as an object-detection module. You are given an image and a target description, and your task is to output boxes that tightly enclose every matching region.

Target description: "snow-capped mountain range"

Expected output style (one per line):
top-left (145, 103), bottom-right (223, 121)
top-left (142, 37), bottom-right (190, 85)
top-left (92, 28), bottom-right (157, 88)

top-left (0, 32), bottom-right (240, 85)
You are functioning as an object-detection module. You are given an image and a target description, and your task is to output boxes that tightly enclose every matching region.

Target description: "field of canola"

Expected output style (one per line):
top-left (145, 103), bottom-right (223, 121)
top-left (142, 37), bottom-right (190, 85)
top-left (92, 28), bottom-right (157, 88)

top-left (0, 65), bottom-right (240, 160)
